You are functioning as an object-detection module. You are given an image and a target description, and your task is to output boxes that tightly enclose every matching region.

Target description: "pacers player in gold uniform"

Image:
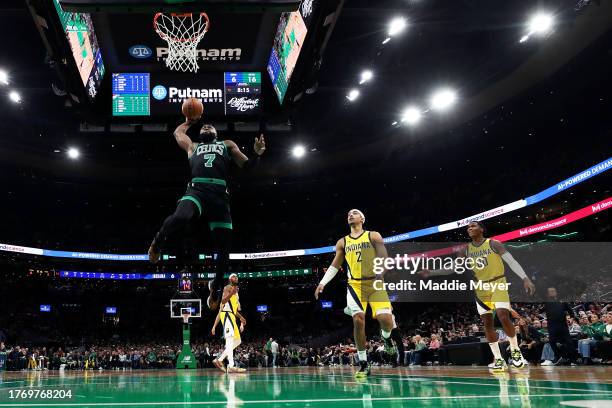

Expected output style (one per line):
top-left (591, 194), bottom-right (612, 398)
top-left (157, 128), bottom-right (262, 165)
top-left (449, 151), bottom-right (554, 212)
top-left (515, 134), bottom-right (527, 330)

top-left (423, 221), bottom-right (535, 371)
top-left (314, 209), bottom-right (396, 378)
top-left (212, 273), bottom-right (247, 373)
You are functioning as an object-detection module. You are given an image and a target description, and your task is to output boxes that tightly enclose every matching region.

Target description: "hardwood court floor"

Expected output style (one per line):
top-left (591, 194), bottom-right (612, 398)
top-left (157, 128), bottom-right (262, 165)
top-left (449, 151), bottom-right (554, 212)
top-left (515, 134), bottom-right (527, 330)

top-left (1, 366), bottom-right (611, 407)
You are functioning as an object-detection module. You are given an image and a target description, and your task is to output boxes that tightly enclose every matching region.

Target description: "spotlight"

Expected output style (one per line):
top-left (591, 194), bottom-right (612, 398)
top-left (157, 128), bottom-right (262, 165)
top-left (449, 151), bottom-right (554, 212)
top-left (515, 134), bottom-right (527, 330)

top-left (292, 145), bottom-right (306, 158)
top-left (382, 37), bottom-right (391, 45)
top-left (8, 91), bottom-right (21, 103)
top-left (430, 88), bottom-right (457, 112)
top-left (401, 106), bottom-right (422, 125)
top-left (388, 17), bottom-right (407, 36)
top-left (0, 70), bottom-right (8, 85)
top-left (67, 147), bottom-right (80, 159)
top-left (346, 89), bottom-right (360, 102)
top-left (359, 70), bottom-right (373, 85)
top-left (521, 12), bottom-right (554, 42)
top-left (528, 12), bottom-right (554, 35)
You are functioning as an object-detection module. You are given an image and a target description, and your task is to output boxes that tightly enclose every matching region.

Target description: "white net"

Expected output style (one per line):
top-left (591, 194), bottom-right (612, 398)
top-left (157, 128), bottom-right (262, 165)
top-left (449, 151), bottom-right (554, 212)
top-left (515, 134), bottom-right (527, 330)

top-left (154, 12), bottom-right (210, 73)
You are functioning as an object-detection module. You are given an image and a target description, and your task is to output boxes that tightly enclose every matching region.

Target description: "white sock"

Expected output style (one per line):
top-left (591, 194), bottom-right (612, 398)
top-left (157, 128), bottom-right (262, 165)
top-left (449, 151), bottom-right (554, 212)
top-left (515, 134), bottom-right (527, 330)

top-left (224, 338), bottom-right (235, 367)
top-left (358, 350), bottom-right (367, 362)
top-left (381, 329), bottom-right (391, 339)
top-left (508, 336), bottom-right (519, 351)
top-left (227, 346), bottom-right (235, 368)
top-left (489, 342), bottom-right (502, 360)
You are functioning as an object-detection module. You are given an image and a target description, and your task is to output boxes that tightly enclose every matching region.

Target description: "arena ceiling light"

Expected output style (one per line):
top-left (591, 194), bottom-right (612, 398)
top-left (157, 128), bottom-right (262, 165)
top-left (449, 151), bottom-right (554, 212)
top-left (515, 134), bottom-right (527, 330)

top-left (520, 12), bottom-right (554, 42)
top-left (429, 88), bottom-right (457, 112)
top-left (359, 70), bottom-right (373, 85)
top-left (67, 147), bottom-right (80, 160)
top-left (8, 90), bottom-right (21, 103)
top-left (292, 145), bottom-right (306, 159)
top-left (401, 106), bottom-right (423, 126)
top-left (346, 89), bottom-right (360, 102)
top-left (0, 70), bottom-right (8, 85)
top-left (388, 17), bottom-right (407, 36)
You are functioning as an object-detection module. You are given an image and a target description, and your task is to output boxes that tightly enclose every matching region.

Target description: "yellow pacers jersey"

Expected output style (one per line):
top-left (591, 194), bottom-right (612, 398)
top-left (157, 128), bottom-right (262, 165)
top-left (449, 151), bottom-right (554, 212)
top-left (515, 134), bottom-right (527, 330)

top-left (466, 239), bottom-right (505, 282)
top-left (344, 231), bottom-right (376, 282)
top-left (221, 290), bottom-right (241, 339)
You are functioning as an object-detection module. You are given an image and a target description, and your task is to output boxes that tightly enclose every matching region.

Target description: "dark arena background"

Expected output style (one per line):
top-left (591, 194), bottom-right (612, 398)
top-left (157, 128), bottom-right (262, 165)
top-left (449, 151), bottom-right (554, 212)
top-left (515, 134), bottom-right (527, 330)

top-left (1, 0), bottom-right (612, 407)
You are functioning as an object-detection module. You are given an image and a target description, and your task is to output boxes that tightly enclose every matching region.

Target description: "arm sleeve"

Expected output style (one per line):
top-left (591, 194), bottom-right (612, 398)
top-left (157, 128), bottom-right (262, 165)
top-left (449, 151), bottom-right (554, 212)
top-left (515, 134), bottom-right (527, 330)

top-left (319, 266), bottom-right (339, 286)
top-left (501, 252), bottom-right (527, 280)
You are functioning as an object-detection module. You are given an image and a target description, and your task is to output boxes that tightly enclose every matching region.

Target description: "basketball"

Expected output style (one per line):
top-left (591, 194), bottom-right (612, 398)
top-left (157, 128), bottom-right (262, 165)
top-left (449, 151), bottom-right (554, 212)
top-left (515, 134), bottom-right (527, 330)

top-left (182, 98), bottom-right (204, 120)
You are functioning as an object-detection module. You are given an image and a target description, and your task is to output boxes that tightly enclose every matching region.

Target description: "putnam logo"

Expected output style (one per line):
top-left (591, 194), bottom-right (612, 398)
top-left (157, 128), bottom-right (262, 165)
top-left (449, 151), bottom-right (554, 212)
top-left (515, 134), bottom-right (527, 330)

top-left (156, 47), bottom-right (242, 61)
top-left (165, 87), bottom-right (223, 103)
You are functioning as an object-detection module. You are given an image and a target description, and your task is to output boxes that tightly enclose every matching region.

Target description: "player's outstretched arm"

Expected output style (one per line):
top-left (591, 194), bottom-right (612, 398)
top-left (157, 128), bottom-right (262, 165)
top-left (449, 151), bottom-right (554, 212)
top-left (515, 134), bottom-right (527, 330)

top-left (174, 120), bottom-right (197, 156)
top-left (211, 311), bottom-right (221, 335)
top-left (225, 134), bottom-right (266, 169)
top-left (315, 238), bottom-right (345, 299)
top-left (490, 239), bottom-right (535, 295)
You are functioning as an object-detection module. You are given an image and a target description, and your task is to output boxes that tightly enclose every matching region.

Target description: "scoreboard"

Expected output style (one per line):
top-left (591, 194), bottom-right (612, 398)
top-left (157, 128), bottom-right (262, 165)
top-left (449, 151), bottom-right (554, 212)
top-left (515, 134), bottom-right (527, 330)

top-left (112, 72), bottom-right (261, 117)
top-left (224, 72), bottom-right (261, 114)
top-left (112, 73), bottom-right (150, 116)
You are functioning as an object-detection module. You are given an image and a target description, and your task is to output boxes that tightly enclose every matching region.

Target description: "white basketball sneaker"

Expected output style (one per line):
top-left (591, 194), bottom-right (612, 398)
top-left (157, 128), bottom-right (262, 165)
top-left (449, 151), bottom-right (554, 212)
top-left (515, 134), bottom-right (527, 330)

top-left (488, 358), bottom-right (508, 372)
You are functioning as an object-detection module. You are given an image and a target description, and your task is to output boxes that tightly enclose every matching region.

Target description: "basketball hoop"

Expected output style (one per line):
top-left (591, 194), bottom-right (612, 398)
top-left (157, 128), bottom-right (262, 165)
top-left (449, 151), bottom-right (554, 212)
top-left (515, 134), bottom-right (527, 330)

top-left (181, 312), bottom-right (191, 324)
top-left (153, 12), bottom-right (210, 73)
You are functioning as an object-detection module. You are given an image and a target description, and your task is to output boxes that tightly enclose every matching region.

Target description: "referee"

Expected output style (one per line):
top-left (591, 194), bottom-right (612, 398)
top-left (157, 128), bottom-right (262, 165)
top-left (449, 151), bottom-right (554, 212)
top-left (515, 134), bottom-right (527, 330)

top-left (543, 286), bottom-right (577, 365)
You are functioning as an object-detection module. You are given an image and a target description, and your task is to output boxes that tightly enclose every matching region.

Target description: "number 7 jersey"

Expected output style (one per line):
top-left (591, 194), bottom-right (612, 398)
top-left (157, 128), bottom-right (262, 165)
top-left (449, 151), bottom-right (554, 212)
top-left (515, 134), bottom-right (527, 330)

top-left (189, 141), bottom-right (231, 185)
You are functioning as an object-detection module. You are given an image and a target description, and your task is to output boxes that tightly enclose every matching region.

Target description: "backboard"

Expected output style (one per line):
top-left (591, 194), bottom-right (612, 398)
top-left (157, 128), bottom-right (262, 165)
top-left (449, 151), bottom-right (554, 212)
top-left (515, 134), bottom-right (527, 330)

top-left (170, 299), bottom-right (202, 319)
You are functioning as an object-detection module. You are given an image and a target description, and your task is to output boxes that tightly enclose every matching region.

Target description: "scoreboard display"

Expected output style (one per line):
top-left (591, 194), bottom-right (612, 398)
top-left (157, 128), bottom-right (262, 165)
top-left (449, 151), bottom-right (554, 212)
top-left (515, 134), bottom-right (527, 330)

top-left (224, 72), bottom-right (261, 114)
top-left (112, 72), bottom-right (261, 117)
top-left (112, 73), bottom-right (150, 116)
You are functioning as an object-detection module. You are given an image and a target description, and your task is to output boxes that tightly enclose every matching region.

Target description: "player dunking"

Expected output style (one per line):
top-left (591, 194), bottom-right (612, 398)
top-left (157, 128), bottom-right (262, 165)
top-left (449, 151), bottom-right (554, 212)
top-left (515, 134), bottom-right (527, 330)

top-left (148, 115), bottom-right (265, 310)
top-left (314, 209), bottom-right (396, 378)
top-left (211, 273), bottom-right (247, 373)
top-left (422, 221), bottom-right (536, 371)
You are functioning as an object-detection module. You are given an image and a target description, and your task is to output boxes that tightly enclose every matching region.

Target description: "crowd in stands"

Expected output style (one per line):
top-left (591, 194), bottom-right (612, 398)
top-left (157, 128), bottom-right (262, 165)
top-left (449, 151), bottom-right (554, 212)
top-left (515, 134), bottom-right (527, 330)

top-left (2, 301), bottom-right (610, 371)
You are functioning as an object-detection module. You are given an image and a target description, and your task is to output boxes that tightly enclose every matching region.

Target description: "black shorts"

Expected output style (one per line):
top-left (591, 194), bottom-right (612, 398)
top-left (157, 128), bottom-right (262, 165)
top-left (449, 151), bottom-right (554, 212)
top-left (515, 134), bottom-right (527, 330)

top-left (180, 184), bottom-right (232, 231)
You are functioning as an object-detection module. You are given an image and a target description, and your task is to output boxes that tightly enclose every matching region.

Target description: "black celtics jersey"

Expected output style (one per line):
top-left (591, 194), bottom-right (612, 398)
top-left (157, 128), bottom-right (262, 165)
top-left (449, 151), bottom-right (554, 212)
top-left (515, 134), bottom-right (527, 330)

top-left (189, 141), bottom-right (231, 184)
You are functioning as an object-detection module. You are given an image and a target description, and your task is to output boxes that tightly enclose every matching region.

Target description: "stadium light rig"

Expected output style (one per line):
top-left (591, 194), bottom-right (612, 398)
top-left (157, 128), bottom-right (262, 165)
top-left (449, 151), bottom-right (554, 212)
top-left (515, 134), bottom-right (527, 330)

top-left (67, 147), bottom-right (80, 160)
top-left (0, 70), bottom-right (8, 85)
top-left (346, 89), bottom-right (360, 102)
top-left (388, 17), bottom-right (407, 37)
top-left (429, 88), bottom-right (457, 112)
top-left (401, 106), bottom-right (423, 126)
top-left (8, 90), bottom-right (21, 103)
top-left (292, 145), bottom-right (306, 159)
top-left (520, 12), bottom-right (554, 43)
top-left (359, 70), bottom-right (374, 85)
